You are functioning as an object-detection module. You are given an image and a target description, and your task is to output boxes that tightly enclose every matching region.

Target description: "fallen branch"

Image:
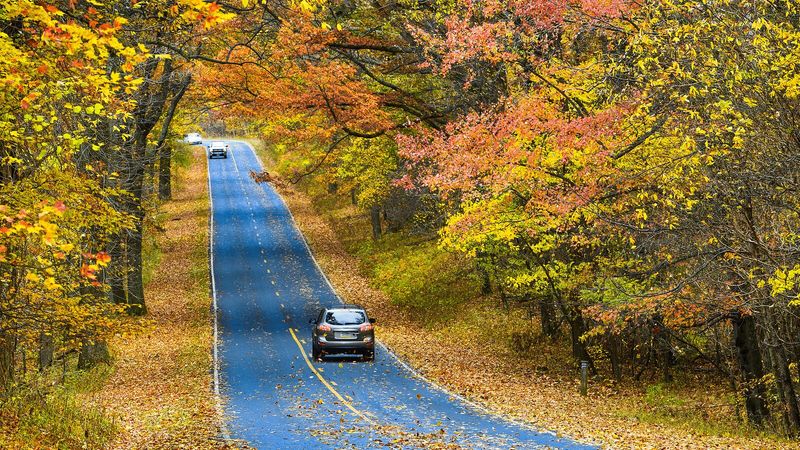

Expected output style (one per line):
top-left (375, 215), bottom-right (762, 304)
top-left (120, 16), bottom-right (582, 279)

top-left (249, 170), bottom-right (286, 188)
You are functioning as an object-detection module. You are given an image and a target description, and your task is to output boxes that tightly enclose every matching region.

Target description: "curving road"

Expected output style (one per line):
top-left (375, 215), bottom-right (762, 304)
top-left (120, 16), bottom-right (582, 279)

top-left (207, 141), bottom-right (595, 449)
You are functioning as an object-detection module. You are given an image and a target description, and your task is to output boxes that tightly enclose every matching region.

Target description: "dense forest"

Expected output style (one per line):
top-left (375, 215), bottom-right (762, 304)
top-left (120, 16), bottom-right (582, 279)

top-left (3, 0), bottom-right (800, 444)
top-left (198, 0), bottom-right (800, 436)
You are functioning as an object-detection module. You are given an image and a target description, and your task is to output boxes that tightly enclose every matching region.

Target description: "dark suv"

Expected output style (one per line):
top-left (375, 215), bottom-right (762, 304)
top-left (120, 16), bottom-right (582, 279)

top-left (310, 305), bottom-right (375, 361)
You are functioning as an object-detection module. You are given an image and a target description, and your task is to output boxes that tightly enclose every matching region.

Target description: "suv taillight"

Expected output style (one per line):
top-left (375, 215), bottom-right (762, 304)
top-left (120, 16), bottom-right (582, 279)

top-left (318, 324), bottom-right (331, 332)
top-left (359, 323), bottom-right (373, 332)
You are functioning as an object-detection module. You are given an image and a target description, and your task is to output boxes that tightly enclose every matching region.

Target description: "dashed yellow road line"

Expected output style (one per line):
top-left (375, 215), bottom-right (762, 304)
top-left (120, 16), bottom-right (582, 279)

top-left (288, 327), bottom-right (376, 425)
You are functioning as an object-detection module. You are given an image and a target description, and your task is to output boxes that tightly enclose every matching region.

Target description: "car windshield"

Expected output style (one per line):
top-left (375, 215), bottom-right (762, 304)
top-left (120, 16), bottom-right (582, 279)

top-left (211, 141), bottom-right (225, 147)
top-left (325, 310), bottom-right (365, 325)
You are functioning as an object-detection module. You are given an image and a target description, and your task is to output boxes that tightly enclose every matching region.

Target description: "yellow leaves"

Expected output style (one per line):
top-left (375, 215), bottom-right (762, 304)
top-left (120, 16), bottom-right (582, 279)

top-left (4, 1), bottom-right (58, 28)
top-left (25, 272), bottom-right (41, 283)
top-left (286, 0), bottom-right (327, 14)
top-left (768, 265), bottom-right (800, 303)
top-left (752, 17), bottom-right (768, 32)
top-left (40, 220), bottom-right (58, 245)
top-left (44, 277), bottom-right (62, 291)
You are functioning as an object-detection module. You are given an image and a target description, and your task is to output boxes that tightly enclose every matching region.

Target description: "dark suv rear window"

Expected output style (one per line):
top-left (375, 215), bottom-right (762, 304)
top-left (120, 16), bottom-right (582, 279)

top-left (325, 310), bottom-right (365, 325)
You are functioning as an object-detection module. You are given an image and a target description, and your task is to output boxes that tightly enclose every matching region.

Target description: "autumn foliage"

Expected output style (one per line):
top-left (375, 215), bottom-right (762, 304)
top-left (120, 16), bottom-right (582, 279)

top-left (193, 0), bottom-right (800, 437)
top-left (5, 0), bottom-right (800, 443)
top-left (0, 0), bottom-right (231, 426)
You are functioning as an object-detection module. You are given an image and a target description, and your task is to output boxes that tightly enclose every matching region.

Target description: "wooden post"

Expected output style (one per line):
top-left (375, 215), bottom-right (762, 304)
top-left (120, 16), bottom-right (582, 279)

top-left (580, 360), bottom-right (588, 396)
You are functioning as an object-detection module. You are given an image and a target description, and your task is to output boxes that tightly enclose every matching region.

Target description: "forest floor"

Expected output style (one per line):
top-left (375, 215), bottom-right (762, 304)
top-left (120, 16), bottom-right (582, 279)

top-left (86, 146), bottom-right (226, 449)
top-left (250, 140), bottom-right (797, 450)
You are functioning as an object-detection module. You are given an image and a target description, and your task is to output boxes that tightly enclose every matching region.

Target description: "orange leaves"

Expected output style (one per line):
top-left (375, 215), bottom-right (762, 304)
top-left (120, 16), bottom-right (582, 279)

top-left (80, 263), bottom-right (98, 280)
top-left (176, 0), bottom-right (233, 30)
top-left (19, 92), bottom-right (39, 110)
top-left (95, 251), bottom-right (111, 266)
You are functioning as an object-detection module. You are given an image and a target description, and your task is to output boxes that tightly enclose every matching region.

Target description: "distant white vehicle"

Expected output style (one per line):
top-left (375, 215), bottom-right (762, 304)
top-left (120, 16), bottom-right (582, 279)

top-left (208, 141), bottom-right (228, 159)
top-left (184, 132), bottom-right (203, 144)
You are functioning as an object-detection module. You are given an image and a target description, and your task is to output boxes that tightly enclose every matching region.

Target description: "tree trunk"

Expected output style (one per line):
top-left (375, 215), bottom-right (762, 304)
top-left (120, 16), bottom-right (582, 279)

top-left (540, 296), bottom-right (557, 338)
top-left (117, 57), bottom-right (174, 316)
top-left (767, 339), bottom-right (800, 436)
top-left (608, 331), bottom-right (622, 381)
top-left (653, 317), bottom-right (673, 383)
top-left (733, 313), bottom-right (770, 426)
top-left (777, 353), bottom-right (800, 436)
top-left (0, 330), bottom-right (13, 389)
top-left (125, 132), bottom-right (147, 316)
top-left (108, 236), bottom-right (127, 304)
top-left (370, 205), bottom-right (382, 240)
top-left (480, 268), bottom-right (491, 295)
top-left (38, 332), bottom-right (53, 371)
top-left (158, 142), bottom-right (172, 200)
top-left (77, 340), bottom-right (110, 370)
top-left (126, 222), bottom-right (146, 315)
top-left (156, 72), bottom-right (191, 201)
top-left (568, 309), bottom-right (595, 373)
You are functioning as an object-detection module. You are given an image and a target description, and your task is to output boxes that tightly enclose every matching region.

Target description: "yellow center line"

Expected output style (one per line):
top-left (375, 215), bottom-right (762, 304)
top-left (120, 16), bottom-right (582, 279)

top-left (288, 327), bottom-right (376, 425)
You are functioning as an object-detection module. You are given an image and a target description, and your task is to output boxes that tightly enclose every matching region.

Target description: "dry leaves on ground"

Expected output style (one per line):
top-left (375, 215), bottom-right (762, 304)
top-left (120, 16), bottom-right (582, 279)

top-left (86, 148), bottom-right (230, 449)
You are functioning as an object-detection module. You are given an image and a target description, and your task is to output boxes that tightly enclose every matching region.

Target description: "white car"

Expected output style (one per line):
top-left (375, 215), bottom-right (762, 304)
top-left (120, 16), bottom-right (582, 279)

top-left (208, 141), bottom-right (228, 159)
top-left (184, 132), bottom-right (202, 144)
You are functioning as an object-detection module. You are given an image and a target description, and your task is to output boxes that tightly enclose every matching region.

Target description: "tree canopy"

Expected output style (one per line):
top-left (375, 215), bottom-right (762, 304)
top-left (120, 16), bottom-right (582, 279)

top-left (194, 0), bottom-right (800, 435)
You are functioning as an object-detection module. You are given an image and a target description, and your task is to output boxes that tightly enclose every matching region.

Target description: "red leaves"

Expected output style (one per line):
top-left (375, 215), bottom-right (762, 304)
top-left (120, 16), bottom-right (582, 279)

top-left (398, 94), bottom-right (628, 221)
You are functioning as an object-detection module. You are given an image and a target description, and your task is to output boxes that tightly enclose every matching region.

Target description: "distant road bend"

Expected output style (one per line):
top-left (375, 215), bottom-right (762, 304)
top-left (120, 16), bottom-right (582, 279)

top-left (207, 140), bottom-right (596, 449)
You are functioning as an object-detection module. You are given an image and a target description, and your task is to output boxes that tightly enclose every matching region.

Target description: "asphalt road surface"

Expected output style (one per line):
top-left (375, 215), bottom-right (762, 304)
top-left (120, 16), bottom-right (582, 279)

top-left (207, 141), bottom-right (596, 449)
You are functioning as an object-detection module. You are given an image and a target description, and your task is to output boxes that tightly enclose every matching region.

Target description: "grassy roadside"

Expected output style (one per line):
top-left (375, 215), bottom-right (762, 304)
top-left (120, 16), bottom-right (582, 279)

top-left (249, 139), bottom-right (795, 450)
top-left (0, 364), bottom-right (117, 448)
top-left (85, 145), bottom-right (223, 449)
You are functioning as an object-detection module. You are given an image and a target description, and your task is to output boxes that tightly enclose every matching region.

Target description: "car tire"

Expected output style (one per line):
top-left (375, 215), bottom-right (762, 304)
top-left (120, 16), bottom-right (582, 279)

top-left (362, 350), bottom-right (374, 362)
top-left (312, 343), bottom-right (321, 361)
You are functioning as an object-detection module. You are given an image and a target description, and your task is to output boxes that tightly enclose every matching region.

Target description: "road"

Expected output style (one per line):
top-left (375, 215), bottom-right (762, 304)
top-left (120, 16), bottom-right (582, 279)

top-left (207, 140), bottom-right (595, 449)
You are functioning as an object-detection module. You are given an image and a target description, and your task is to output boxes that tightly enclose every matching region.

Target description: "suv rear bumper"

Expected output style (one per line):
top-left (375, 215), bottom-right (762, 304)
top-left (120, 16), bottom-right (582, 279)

top-left (317, 337), bottom-right (374, 352)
